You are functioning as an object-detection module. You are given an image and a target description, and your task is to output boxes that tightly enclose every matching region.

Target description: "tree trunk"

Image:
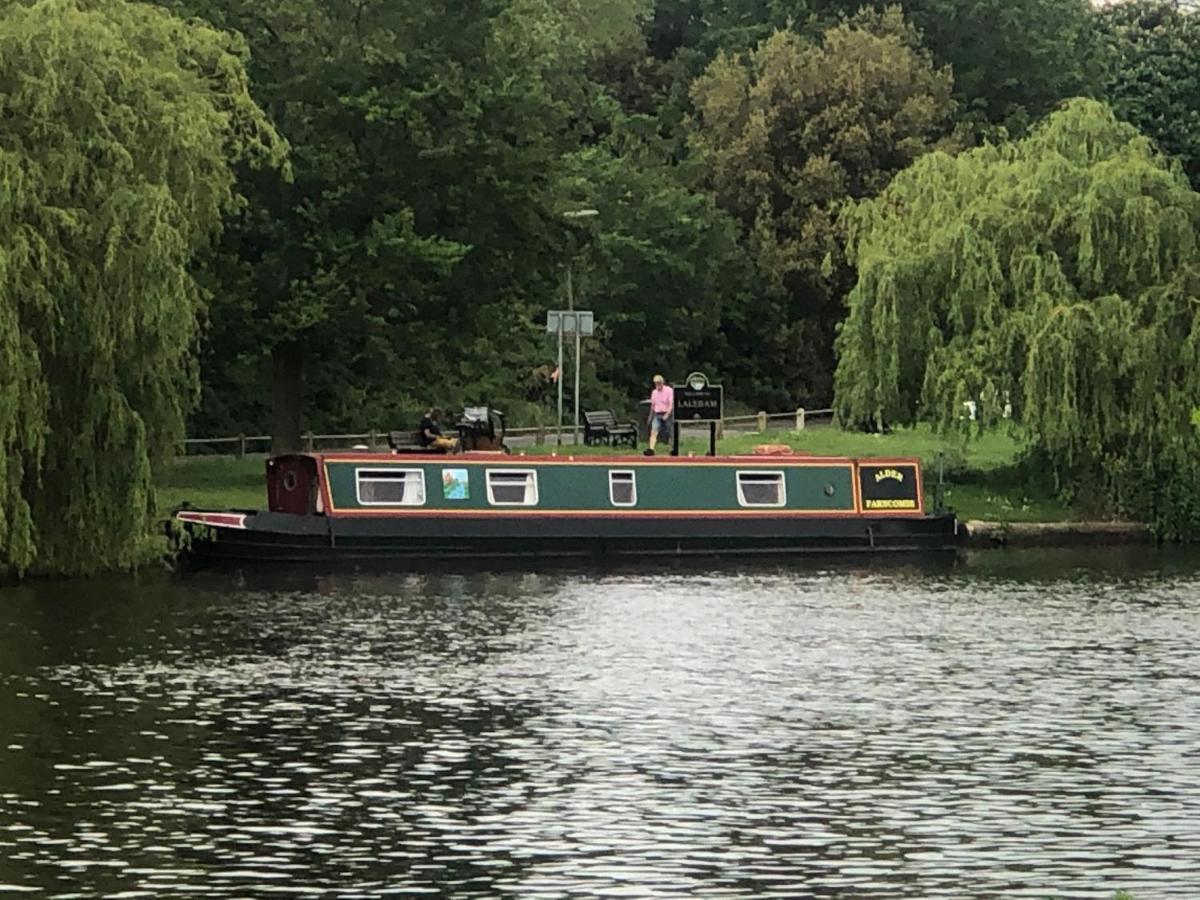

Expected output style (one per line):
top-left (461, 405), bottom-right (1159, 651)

top-left (271, 343), bottom-right (304, 455)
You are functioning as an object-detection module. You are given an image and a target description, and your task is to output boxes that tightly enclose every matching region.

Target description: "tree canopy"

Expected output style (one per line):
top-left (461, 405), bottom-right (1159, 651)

top-left (0, 0), bottom-right (281, 575)
top-left (689, 9), bottom-right (957, 405)
top-left (894, 0), bottom-right (1101, 134)
top-left (163, 0), bottom-right (654, 451)
top-left (168, 0), bottom-right (1196, 448)
top-left (1098, 0), bottom-right (1200, 189)
top-left (834, 99), bottom-right (1200, 530)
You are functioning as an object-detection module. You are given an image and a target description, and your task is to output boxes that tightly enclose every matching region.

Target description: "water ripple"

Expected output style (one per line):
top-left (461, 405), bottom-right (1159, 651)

top-left (1, 553), bottom-right (1198, 896)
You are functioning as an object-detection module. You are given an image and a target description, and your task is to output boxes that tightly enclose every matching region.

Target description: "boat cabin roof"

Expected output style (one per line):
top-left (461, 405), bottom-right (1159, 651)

top-left (289, 450), bottom-right (920, 466)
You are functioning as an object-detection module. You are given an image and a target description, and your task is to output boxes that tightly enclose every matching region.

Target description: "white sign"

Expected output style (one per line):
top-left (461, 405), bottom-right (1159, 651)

top-left (546, 310), bottom-right (594, 336)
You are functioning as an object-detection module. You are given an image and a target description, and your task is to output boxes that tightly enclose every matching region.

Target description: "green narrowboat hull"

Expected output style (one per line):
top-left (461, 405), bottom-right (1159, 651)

top-left (177, 508), bottom-right (959, 565)
top-left (175, 450), bottom-right (961, 567)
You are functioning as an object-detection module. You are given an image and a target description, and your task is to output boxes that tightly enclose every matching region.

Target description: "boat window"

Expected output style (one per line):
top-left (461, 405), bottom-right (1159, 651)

top-left (609, 470), bottom-right (637, 507)
top-left (736, 470), bottom-right (786, 507)
top-left (356, 468), bottom-right (426, 506)
top-left (486, 469), bottom-right (538, 506)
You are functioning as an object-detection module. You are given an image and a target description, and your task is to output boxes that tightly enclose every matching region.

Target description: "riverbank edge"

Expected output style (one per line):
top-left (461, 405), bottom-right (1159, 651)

top-left (962, 520), bottom-right (1154, 548)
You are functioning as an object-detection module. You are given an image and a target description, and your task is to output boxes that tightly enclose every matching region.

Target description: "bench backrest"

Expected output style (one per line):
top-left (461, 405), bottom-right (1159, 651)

top-left (584, 410), bottom-right (617, 426)
top-left (388, 430), bottom-right (423, 449)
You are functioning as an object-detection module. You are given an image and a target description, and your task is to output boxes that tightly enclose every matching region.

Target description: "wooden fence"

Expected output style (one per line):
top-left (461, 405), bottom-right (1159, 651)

top-left (181, 408), bottom-right (834, 456)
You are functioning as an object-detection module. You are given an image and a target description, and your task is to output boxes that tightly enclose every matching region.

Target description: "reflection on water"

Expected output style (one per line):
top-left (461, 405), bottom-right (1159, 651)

top-left (2, 550), bottom-right (1199, 897)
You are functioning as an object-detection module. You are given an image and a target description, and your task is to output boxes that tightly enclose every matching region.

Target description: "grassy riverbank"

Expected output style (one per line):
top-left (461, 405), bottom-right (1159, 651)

top-left (155, 425), bottom-right (1079, 523)
top-left (156, 455), bottom-right (267, 512)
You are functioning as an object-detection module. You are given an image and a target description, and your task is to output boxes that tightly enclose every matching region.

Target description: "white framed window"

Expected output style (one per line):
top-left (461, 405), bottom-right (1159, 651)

top-left (736, 470), bottom-right (786, 507)
top-left (356, 468), bottom-right (426, 506)
top-left (609, 470), bottom-right (637, 507)
top-left (486, 469), bottom-right (538, 506)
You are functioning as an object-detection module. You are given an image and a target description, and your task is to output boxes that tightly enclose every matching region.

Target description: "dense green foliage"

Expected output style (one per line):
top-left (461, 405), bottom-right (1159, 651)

top-left (174, 0), bottom-right (1132, 444)
top-left (834, 100), bottom-right (1200, 533)
top-left (1098, 0), bottom-right (1200, 188)
top-left (160, 0), bottom-right (659, 451)
top-left (891, 0), bottom-right (1101, 134)
top-left (689, 9), bottom-right (957, 404)
top-left (0, 0), bottom-right (280, 575)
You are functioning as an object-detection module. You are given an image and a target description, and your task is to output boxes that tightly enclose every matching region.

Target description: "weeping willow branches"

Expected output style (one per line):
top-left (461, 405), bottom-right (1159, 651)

top-left (0, 0), bottom-right (283, 575)
top-left (835, 99), bottom-right (1200, 529)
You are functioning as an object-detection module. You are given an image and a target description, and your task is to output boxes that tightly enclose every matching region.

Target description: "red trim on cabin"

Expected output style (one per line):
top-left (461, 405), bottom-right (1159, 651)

top-left (319, 464), bottom-right (335, 518)
top-left (324, 508), bottom-right (925, 520)
top-left (310, 451), bottom-right (911, 466)
top-left (318, 459), bottom-right (865, 517)
top-left (308, 453), bottom-right (927, 518)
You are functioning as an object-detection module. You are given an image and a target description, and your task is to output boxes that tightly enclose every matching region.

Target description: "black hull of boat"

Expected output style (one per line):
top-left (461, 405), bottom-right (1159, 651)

top-left (176, 511), bottom-right (961, 567)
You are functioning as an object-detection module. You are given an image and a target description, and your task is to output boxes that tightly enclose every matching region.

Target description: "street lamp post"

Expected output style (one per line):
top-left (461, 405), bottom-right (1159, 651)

top-left (556, 280), bottom-right (565, 446)
top-left (558, 208), bottom-right (598, 446)
top-left (567, 264), bottom-right (582, 444)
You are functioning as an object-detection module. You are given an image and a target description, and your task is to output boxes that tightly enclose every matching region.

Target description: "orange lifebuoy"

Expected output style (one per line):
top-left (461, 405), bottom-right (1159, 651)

top-left (752, 444), bottom-right (804, 455)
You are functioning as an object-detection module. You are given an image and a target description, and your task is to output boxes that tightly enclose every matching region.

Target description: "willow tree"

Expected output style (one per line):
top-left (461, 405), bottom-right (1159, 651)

top-left (0, 0), bottom-right (282, 575)
top-left (834, 99), bottom-right (1200, 532)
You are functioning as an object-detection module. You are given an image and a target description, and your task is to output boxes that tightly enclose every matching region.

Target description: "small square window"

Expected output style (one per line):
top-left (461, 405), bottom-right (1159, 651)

top-left (356, 469), bottom-right (426, 506)
top-left (486, 469), bottom-right (538, 506)
top-left (609, 470), bottom-right (637, 506)
top-left (736, 470), bottom-right (786, 507)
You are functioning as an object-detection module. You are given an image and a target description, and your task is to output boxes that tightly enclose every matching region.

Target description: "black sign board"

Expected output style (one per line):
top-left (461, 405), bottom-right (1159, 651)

top-left (674, 372), bottom-right (723, 423)
top-left (858, 463), bottom-right (922, 512)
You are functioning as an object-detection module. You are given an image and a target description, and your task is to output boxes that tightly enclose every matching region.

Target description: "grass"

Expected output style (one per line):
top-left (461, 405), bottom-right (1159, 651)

top-left (155, 454), bottom-right (267, 512)
top-left (153, 424), bottom-right (1079, 523)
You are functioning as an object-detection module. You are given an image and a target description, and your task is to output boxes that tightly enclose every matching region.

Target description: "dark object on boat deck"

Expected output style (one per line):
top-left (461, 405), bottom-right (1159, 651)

top-left (584, 409), bottom-right (638, 448)
top-left (456, 406), bottom-right (507, 452)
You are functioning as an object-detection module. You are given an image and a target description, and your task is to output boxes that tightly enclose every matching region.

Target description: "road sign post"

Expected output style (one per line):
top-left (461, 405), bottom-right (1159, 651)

top-left (546, 309), bottom-right (595, 445)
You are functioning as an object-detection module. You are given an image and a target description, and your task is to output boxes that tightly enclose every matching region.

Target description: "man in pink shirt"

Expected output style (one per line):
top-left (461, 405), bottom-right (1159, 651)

top-left (646, 374), bottom-right (674, 455)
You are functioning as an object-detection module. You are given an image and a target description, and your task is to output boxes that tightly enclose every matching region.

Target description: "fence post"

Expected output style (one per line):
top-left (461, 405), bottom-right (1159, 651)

top-left (757, 410), bottom-right (767, 432)
top-left (369, 429), bottom-right (378, 449)
top-left (536, 425), bottom-right (545, 446)
top-left (237, 433), bottom-right (246, 459)
top-left (305, 431), bottom-right (315, 451)
top-left (795, 408), bottom-right (805, 431)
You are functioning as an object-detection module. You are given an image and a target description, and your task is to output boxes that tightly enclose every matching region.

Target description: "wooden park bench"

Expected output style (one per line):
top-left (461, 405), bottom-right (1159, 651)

top-left (583, 410), bottom-right (638, 448)
top-left (387, 430), bottom-right (431, 454)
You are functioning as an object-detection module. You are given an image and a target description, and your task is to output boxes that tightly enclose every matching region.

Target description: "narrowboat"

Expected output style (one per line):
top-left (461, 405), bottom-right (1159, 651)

top-left (173, 449), bottom-right (960, 566)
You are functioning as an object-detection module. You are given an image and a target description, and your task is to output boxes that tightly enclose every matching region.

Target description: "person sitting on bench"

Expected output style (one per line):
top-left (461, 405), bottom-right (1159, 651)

top-left (418, 406), bottom-right (458, 453)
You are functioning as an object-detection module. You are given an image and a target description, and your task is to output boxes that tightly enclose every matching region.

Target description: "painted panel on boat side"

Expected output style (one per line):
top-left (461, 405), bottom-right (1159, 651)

top-left (857, 462), bottom-right (922, 512)
top-left (322, 460), bottom-right (856, 513)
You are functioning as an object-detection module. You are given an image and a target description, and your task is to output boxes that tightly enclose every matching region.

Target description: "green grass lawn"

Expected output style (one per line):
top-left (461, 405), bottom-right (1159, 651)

top-left (153, 424), bottom-right (1078, 523)
top-left (155, 454), bottom-right (267, 513)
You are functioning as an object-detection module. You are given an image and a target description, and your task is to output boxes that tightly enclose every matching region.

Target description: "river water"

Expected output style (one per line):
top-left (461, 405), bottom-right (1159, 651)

top-left (2, 549), bottom-right (1199, 898)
